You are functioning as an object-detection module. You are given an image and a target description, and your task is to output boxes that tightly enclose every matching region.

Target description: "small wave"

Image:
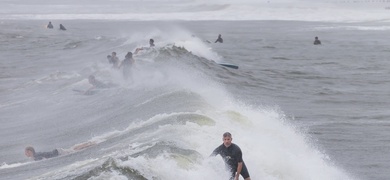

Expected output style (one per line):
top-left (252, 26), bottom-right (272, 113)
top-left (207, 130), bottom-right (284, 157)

top-left (64, 41), bottom-right (82, 49)
top-left (313, 62), bottom-right (339, 65)
top-left (71, 158), bottom-right (148, 180)
top-left (35, 141), bottom-right (202, 180)
top-left (287, 70), bottom-right (307, 75)
top-left (34, 71), bottom-right (80, 84)
top-left (308, 131), bottom-right (323, 135)
top-left (314, 88), bottom-right (342, 96)
top-left (0, 161), bottom-right (31, 169)
top-left (181, 4), bottom-right (230, 12)
top-left (272, 56), bottom-right (290, 60)
top-left (124, 141), bottom-right (202, 165)
top-left (262, 46), bottom-right (276, 49)
top-left (315, 25), bottom-right (390, 31)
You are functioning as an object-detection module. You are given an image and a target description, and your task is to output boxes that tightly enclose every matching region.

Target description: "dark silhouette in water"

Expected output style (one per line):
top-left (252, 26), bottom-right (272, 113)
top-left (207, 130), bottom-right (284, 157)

top-left (119, 52), bottom-right (135, 80)
top-left (314, 36), bottom-right (321, 45)
top-left (108, 52), bottom-right (120, 68)
top-left (47, 22), bottom-right (53, 29)
top-left (215, 34), bottom-right (223, 43)
top-left (59, 24), bottom-right (67, 31)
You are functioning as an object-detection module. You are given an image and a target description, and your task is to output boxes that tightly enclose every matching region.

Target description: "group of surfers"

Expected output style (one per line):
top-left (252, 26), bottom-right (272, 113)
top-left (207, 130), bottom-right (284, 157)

top-left (23, 31), bottom-right (324, 180)
top-left (46, 21), bottom-right (66, 31)
top-left (25, 132), bottom-right (251, 180)
top-left (80, 39), bottom-right (156, 95)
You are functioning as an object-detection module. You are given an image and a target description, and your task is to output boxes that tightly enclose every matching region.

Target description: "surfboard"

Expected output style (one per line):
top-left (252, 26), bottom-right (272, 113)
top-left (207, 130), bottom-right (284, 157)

top-left (218, 63), bottom-right (239, 69)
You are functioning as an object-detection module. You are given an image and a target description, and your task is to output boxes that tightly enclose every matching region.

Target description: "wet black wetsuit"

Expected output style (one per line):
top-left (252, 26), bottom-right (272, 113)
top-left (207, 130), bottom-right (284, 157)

top-left (211, 143), bottom-right (250, 179)
top-left (33, 149), bottom-right (59, 161)
top-left (47, 23), bottom-right (53, 29)
top-left (215, 36), bottom-right (223, 43)
top-left (314, 39), bottom-right (321, 45)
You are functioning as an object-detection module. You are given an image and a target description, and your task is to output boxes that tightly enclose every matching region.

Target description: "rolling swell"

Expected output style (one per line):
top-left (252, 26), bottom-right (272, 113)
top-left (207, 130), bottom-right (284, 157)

top-left (68, 158), bottom-right (148, 180)
top-left (57, 142), bottom-right (203, 180)
top-left (153, 45), bottom-right (237, 78)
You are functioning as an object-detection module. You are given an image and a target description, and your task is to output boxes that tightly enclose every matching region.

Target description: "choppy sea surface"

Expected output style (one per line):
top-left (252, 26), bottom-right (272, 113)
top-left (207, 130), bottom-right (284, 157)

top-left (1, 11), bottom-right (390, 180)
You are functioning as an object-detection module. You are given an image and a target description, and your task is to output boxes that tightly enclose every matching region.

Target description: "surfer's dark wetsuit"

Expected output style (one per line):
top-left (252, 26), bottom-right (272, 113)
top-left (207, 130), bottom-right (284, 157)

top-left (47, 22), bottom-right (53, 29)
top-left (314, 37), bottom-right (321, 45)
top-left (33, 149), bottom-right (59, 161)
top-left (211, 143), bottom-right (250, 179)
top-left (215, 34), bottom-right (223, 43)
top-left (59, 24), bottom-right (66, 31)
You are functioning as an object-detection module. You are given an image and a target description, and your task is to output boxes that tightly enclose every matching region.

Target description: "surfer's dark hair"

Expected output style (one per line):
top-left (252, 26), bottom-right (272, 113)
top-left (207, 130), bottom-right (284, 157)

top-left (125, 52), bottom-right (132, 58)
top-left (223, 132), bottom-right (232, 138)
top-left (25, 146), bottom-right (35, 154)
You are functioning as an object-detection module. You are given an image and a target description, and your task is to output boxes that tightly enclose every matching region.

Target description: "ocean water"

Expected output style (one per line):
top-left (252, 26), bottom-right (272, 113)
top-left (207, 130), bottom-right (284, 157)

top-left (1, 1), bottom-right (390, 180)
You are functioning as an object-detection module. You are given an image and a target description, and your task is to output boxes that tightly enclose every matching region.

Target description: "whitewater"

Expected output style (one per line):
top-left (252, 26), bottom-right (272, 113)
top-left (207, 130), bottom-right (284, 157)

top-left (1, 0), bottom-right (390, 180)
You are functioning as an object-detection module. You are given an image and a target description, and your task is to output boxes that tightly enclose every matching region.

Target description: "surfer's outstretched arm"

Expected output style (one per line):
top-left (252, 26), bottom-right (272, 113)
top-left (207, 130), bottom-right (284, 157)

top-left (235, 162), bottom-right (243, 180)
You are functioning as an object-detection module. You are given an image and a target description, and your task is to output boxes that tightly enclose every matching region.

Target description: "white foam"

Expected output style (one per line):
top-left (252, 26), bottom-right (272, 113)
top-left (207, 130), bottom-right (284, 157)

top-left (0, 161), bottom-right (31, 170)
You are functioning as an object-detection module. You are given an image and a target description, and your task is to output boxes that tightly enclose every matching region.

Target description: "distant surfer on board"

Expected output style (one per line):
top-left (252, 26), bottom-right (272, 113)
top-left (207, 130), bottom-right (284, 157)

top-left (210, 132), bottom-right (251, 180)
top-left (84, 75), bottom-right (110, 94)
top-left (73, 75), bottom-right (111, 95)
top-left (25, 141), bottom-right (95, 161)
top-left (215, 34), bottom-right (223, 43)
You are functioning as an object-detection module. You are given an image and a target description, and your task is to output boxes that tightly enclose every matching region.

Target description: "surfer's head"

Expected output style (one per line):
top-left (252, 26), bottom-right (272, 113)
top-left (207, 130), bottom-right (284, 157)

top-left (222, 132), bottom-right (232, 147)
top-left (149, 39), bottom-right (155, 46)
top-left (25, 146), bottom-right (35, 157)
top-left (125, 52), bottom-right (133, 58)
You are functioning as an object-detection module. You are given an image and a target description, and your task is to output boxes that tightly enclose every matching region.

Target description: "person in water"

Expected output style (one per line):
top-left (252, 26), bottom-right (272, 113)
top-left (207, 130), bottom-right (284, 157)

top-left (88, 75), bottom-right (109, 88)
top-left (84, 75), bottom-right (109, 94)
top-left (134, 39), bottom-right (155, 54)
top-left (47, 22), bottom-right (53, 29)
top-left (108, 52), bottom-right (120, 68)
top-left (314, 36), bottom-right (321, 45)
top-left (59, 24), bottom-right (66, 31)
top-left (210, 132), bottom-right (251, 180)
top-left (215, 34), bottom-right (223, 43)
top-left (25, 142), bottom-right (95, 161)
top-left (119, 52), bottom-right (135, 80)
